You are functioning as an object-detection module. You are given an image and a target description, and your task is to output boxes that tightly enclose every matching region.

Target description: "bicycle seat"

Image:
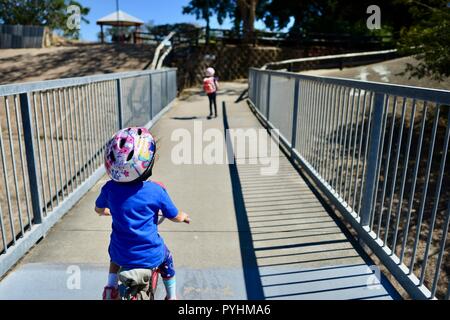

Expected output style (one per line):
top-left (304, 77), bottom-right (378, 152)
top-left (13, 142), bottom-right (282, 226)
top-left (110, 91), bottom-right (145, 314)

top-left (118, 268), bottom-right (152, 288)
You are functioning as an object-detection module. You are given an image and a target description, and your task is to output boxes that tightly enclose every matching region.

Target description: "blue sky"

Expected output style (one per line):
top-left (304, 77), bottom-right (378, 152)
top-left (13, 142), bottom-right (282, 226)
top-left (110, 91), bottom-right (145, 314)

top-left (77, 0), bottom-right (268, 41)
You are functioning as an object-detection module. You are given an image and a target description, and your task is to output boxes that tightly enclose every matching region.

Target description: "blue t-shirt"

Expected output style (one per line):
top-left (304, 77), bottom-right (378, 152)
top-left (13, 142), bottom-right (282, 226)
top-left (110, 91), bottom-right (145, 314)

top-left (95, 180), bottom-right (179, 269)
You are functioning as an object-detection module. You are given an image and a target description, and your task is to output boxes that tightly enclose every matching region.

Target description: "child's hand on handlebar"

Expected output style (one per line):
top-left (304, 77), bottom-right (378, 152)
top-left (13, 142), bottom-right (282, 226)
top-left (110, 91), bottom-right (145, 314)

top-left (95, 207), bottom-right (111, 216)
top-left (171, 211), bottom-right (190, 224)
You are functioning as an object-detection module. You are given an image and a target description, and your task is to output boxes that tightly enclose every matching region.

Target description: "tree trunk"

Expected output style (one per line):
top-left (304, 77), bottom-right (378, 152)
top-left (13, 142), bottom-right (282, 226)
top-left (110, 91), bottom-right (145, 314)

top-left (237, 0), bottom-right (258, 44)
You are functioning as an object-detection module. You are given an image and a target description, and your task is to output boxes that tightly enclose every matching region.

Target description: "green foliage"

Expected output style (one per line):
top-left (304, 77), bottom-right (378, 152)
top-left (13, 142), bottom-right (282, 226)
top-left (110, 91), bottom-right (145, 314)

top-left (0, 0), bottom-right (90, 39)
top-left (397, 0), bottom-right (450, 80)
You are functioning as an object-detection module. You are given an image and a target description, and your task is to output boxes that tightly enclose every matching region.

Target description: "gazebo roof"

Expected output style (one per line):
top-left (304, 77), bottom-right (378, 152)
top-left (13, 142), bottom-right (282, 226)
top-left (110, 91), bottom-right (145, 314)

top-left (96, 10), bottom-right (144, 26)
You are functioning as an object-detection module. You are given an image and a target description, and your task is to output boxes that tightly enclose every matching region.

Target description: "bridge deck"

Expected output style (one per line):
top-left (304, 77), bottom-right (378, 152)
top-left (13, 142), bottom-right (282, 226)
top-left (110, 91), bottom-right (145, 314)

top-left (0, 82), bottom-right (399, 299)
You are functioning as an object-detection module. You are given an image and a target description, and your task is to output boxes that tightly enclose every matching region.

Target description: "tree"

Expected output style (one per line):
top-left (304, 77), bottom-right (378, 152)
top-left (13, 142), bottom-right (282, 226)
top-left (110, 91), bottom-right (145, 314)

top-left (397, 0), bottom-right (450, 80)
top-left (0, 0), bottom-right (90, 39)
top-left (183, 0), bottom-right (220, 43)
top-left (182, 0), bottom-right (262, 43)
top-left (259, 0), bottom-right (413, 37)
top-left (236, 0), bottom-right (260, 42)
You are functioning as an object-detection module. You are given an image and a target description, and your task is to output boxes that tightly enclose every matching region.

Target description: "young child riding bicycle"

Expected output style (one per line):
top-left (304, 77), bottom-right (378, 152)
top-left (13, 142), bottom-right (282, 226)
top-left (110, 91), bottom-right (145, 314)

top-left (95, 127), bottom-right (190, 300)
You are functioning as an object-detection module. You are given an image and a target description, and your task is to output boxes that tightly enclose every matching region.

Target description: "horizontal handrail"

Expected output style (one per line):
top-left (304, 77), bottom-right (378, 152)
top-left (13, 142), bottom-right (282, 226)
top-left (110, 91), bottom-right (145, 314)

top-left (0, 68), bottom-right (176, 96)
top-left (261, 49), bottom-right (398, 70)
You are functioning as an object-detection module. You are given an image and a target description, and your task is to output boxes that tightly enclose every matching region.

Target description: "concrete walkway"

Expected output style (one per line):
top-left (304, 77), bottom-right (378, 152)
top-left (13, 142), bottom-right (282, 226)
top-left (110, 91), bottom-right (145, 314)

top-left (0, 82), bottom-right (399, 300)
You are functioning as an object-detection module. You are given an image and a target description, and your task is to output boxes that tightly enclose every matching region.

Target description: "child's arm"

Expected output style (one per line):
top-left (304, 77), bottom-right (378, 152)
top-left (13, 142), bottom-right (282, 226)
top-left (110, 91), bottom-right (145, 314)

top-left (95, 183), bottom-right (110, 216)
top-left (170, 211), bottom-right (190, 224)
top-left (95, 206), bottom-right (111, 216)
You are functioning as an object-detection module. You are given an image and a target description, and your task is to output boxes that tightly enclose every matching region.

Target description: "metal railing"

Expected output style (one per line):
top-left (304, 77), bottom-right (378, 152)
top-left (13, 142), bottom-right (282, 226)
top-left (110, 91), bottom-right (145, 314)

top-left (261, 49), bottom-right (398, 72)
top-left (0, 68), bottom-right (177, 278)
top-left (248, 68), bottom-right (450, 300)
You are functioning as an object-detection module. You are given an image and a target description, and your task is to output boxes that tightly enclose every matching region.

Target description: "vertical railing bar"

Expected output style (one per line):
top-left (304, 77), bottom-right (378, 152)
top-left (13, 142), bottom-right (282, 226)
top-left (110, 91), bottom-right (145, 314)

top-left (57, 89), bottom-right (68, 198)
top-left (310, 80), bottom-right (319, 166)
top-left (68, 87), bottom-right (81, 187)
top-left (104, 81), bottom-right (112, 147)
top-left (79, 86), bottom-right (89, 180)
top-left (348, 89), bottom-right (362, 211)
top-left (0, 199), bottom-right (7, 252)
top-left (323, 84), bottom-right (333, 179)
top-left (46, 91), bottom-right (59, 206)
top-left (318, 83), bottom-right (329, 175)
top-left (332, 86), bottom-right (344, 191)
top-left (94, 83), bottom-right (106, 162)
top-left (39, 92), bottom-right (53, 211)
top-left (343, 88), bottom-right (357, 204)
top-left (325, 85), bottom-right (336, 185)
top-left (408, 105), bottom-right (440, 274)
top-left (62, 88), bottom-right (74, 194)
top-left (19, 92), bottom-right (44, 226)
top-left (430, 197), bottom-right (450, 298)
top-left (338, 87), bottom-right (350, 198)
top-left (302, 81), bottom-right (310, 159)
top-left (383, 97), bottom-right (407, 245)
top-left (369, 94), bottom-right (390, 230)
top-left (418, 106), bottom-right (450, 285)
top-left (290, 78), bottom-right (300, 150)
top-left (109, 80), bottom-right (117, 133)
top-left (352, 89), bottom-right (367, 212)
top-left (295, 81), bottom-right (304, 154)
top-left (149, 73), bottom-right (153, 121)
top-left (14, 95), bottom-right (32, 227)
top-left (0, 97), bottom-right (17, 244)
top-left (52, 90), bottom-right (64, 201)
top-left (376, 96), bottom-right (398, 239)
top-left (116, 79), bottom-right (123, 130)
top-left (311, 82), bottom-right (321, 168)
top-left (74, 86), bottom-right (84, 183)
top-left (32, 93), bottom-right (47, 216)
top-left (265, 74), bottom-right (271, 121)
top-left (91, 83), bottom-right (100, 168)
top-left (357, 91), bottom-right (374, 215)
top-left (81, 85), bottom-right (91, 176)
top-left (391, 99), bottom-right (417, 252)
top-left (359, 92), bottom-right (386, 227)
top-left (297, 80), bottom-right (305, 155)
top-left (304, 80), bottom-right (312, 161)
top-left (84, 85), bottom-right (94, 175)
top-left (5, 96), bottom-right (24, 236)
top-left (320, 84), bottom-right (330, 181)
top-left (399, 102), bottom-right (428, 264)
top-left (309, 81), bottom-right (318, 163)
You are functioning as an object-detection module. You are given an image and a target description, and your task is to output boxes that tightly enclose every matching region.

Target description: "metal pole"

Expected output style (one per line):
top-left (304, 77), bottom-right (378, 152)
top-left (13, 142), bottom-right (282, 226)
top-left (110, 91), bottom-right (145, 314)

top-left (116, 78), bottom-right (123, 129)
top-left (290, 78), bottom-right (300, 149)
top-left (19, 93), bottom-right (43, 224)
top-left (359, 92), bottom-right (385, 226)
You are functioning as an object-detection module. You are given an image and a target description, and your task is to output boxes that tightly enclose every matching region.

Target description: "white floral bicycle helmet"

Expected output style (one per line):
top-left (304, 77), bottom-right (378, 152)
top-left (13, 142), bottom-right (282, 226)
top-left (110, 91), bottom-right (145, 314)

top-left (104, 127), bottom-right (156, 183)
top-left (206, 67), bottom-right (215, 77)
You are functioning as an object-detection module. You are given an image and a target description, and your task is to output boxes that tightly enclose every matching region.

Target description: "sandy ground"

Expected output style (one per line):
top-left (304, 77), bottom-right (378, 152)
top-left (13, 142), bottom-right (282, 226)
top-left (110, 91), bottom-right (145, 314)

top-left (0, 43), bottom-right (156, 85)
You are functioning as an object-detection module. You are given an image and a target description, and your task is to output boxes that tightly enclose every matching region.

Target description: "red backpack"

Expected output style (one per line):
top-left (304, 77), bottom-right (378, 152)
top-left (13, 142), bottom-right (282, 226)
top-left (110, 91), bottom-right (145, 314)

top-left (203, 77), bottom-right (216, 94)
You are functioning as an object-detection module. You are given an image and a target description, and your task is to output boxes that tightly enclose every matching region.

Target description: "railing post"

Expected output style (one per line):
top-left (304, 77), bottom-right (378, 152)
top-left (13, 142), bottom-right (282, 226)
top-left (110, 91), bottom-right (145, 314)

top-left (149, 73), bottom-right (153, 120)
top-left (359, 92), bottom-right (385, 226)
top-left (266, 74), bottom-right (271, 120)
top-left (19, 92), bottom-right (43, 224)
top-left (291, 78), bottom-right (300, 149)
top-left (116, 78), bottom-right (123, 129)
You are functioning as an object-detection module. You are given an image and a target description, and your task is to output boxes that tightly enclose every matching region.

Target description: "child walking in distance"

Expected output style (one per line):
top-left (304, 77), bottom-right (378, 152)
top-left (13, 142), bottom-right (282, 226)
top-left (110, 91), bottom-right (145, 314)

top-left (95, 127), bottom-right (190, 300)
top-left (203, 67), bottom-right (219, 119)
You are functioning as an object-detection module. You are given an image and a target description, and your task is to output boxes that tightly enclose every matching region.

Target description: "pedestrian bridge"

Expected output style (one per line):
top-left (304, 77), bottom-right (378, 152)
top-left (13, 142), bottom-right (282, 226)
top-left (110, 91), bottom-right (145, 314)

top-left (0, 68), bottom-right (448, 300)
